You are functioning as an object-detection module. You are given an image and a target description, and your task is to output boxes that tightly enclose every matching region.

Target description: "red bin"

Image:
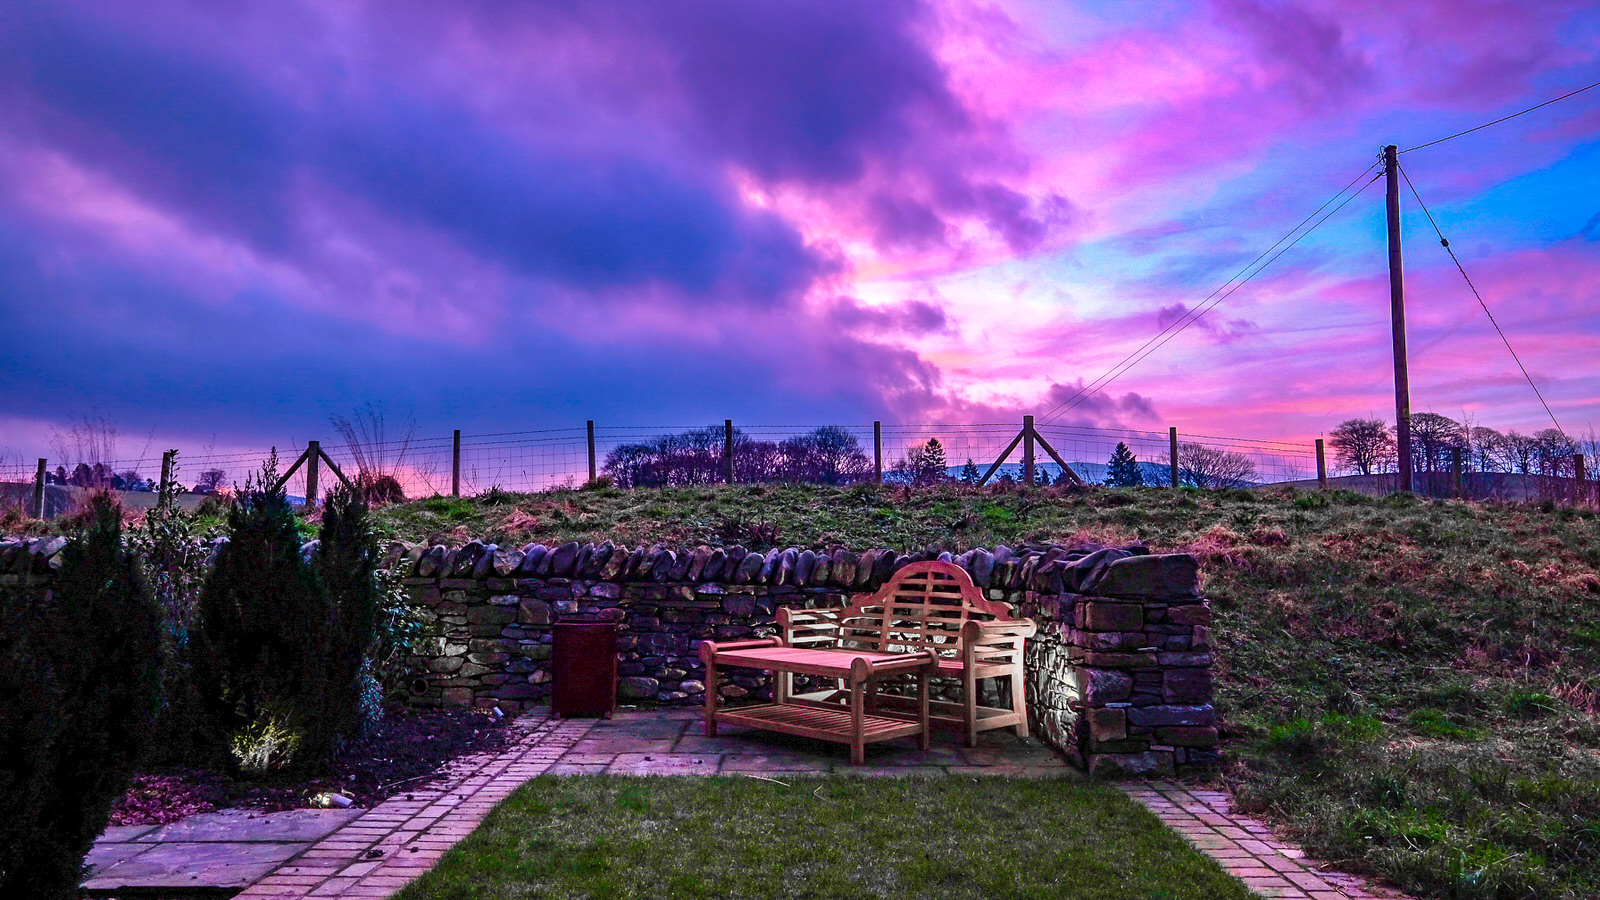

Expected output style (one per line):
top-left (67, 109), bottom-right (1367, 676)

top-left (552, 617), bottom-right (617, 718)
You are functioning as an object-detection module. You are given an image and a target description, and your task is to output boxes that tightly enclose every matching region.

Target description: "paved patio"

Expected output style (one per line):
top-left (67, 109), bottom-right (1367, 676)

top-left (87, 708), bottom-right (1415, 900)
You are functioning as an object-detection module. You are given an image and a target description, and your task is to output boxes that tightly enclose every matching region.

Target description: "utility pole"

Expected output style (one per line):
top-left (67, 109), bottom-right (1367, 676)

top-left (1384, 144), bottom-right (1413, 493)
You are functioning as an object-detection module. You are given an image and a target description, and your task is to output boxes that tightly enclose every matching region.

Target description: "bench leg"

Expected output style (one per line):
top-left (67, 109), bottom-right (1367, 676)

top-left (917, 670), bottom-right (930, 751)
top-left (964, 668), bottom-right (980, 748)
top-left (1010, 663), bottom-right (1030, 737)
top-left (704, 656), bottom-right (719, 737)
top-left (850, 680), bottom-right (865, 765)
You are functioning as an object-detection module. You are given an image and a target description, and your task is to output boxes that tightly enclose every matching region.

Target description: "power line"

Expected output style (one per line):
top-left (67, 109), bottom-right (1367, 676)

top-left (1040, 166), bottom-right (1383, 425)
top-left (1396, 163), bottom-right (1565, 435)
top-left (1401, 78), bottom-right (1600, 154)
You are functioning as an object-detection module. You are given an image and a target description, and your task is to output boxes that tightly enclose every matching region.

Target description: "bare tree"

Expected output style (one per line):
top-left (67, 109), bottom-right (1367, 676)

top-left (1532, 428), bottom-right (1578, 478)
top-left (1329, 418), bottom-right (1394, 475)
top-left (1174, 442), bottom-right (1256, 489)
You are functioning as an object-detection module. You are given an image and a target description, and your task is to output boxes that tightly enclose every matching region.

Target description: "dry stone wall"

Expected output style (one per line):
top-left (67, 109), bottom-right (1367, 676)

top-left (0, 531), bottom-right (1218, 776)
top-left (388, 537), bottom-right (1219, 776)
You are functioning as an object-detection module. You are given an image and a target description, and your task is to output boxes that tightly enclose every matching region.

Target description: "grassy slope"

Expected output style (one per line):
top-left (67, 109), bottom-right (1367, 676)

top-left (394, 775), bottom-right (1256, 900)
top-left (385, 484), bottom-right (1600, 900)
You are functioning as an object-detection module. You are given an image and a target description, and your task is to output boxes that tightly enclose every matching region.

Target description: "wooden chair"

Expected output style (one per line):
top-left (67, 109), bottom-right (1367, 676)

top-left (779, 561), bottom-right (1037, 746)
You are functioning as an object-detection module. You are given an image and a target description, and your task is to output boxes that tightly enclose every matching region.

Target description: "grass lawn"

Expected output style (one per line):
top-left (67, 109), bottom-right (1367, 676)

top-left (393, 775), bottom-right (1255, 900)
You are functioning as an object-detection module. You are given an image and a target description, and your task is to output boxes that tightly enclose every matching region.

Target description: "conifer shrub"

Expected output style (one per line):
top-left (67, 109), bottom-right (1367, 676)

top-left (193, 460), bottom-right (384, 775)
top-left (0, 491), bottom-right (162, 899)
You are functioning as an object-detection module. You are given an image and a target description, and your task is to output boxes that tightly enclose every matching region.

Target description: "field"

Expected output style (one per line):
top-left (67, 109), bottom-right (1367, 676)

top-left (371, 483), bottom-right (1600, 900)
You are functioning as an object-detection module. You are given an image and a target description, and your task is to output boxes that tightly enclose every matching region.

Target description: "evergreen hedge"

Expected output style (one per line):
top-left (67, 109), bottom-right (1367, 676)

top-left (0, 492), bottom-right (162, 899)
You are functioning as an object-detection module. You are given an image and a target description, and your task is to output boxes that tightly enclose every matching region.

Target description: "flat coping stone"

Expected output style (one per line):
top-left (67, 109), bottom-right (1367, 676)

top-left (138, 807), bottom-right (363, 843)
top-left (82, 840), bottom-right (313, 891)
top-left (99, 824), bottom-right (158, 842)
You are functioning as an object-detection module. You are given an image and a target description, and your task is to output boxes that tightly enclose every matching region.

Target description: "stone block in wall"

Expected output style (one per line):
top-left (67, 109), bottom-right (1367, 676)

top-left (1088, 750), bottom-right (1175, 777)
top-left (1166, 603), bottom-right (1211, 625)
top-left (1086, 708), bottom-right (1126, 741)
top-left (618, 677), bottom-right (658, 699)
top-left (1126, 705), bottom-right (1215, 728)
top-left (1082, 600), bottom-right (1143, 631)
top-left (1163, 669), bottom-right (1212, 704)
top-left (1093, 554), bottom-right (1200, 600)
top-left (1154, 726), bottom-right (1219, 747)
top-left (1081, 651), bottom-right (1158, 668)
top-left (1080, 668), bottom-right (1133, 704)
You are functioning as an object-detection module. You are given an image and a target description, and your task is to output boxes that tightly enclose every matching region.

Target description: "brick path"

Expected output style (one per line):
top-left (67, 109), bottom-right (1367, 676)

top-left (1119, 782), bottom-right (1416, 900)
top-left (234, 712), bottom-right (593, 899)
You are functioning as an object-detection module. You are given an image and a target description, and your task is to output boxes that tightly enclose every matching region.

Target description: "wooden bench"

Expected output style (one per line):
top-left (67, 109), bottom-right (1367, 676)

top-left (700, 561), bottom-right (1037, 761)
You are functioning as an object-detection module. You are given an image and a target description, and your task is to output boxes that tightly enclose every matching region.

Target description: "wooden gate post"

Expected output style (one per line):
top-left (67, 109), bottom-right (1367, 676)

top-left (587, 420), bottom-right (597, 484)
top-left (306, 440), bottom-right (320, 509)
top-left (452, 430), bottom-right (461, 497)
top-left (1315, 439), bottom-right (1328, 490)
top-left (33, 458), bottom-right (46, 519)
top-left (1022, 416), bottom-right (1035, 486)
top-left (1169, 427), bottom-right (1180, 488)
top-left (873, 421), bottom-right (882, 484)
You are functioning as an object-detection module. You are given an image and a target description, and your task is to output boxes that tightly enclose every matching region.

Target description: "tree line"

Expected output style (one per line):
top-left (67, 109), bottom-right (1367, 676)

top-left (1329, 415), bottom-right (1591, 478)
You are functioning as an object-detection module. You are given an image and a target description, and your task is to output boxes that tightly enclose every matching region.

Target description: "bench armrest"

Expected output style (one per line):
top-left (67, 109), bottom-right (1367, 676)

top-left (699, 637), bottom-right (782, 665)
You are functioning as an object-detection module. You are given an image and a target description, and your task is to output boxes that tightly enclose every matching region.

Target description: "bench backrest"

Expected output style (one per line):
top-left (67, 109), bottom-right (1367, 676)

top-left (784, 561), bottom-right (1015, 657)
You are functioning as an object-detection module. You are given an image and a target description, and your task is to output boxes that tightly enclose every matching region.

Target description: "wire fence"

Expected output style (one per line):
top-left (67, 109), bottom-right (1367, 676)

top-left (3, 418), bottom-right (1596, 516)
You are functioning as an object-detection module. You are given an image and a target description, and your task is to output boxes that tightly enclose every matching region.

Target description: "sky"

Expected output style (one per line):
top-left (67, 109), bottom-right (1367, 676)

top-left (2, 0), bottom-right (1599, 477)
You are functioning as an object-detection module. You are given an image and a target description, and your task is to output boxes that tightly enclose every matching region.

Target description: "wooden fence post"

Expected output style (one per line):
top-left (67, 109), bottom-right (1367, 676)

top-left (1576, 454), bottom-right (1588, 506)
top-left (33, 458), bottom-right (45, 519)
top-left (723, 419), bottom-right (734, 485)
top-left (452, 430), bottom-right (461, 497)
top-left (160, 451), bottom-right (174, 496)
top-left (1452, 446), bottom-right (1464, 499)
top-left (1315, 439), bottom-right (1328, 490)
top-left (1022, 416), bottom-right (1035, 486)
top-left (306, 440), bottom-right (320, 509)
top-left (587, 420), bottom-right (597, 484)
top-left (1169, 427), bottom-right (1180, 488)
top-left (873, 421), bottom-right (882, 484)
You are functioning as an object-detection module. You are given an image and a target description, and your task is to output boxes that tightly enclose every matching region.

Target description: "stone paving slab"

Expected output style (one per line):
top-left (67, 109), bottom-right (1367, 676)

top-left (1120, 782), bottom-right (1419, 900)
top-left (84, 840), bottom-right (314, 891)
top-left (141, 807), bottom-right (362, 842)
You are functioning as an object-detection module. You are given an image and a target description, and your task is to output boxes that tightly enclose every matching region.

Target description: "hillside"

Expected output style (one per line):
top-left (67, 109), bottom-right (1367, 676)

top-left (373, 483), bottom-right (1600, 900)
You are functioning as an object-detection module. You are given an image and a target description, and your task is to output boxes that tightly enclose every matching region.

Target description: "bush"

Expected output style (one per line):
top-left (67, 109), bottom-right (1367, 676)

top-left (0, 491), bottom-right (162, 899)
top-left (193, 457), bottom-right (379, 775)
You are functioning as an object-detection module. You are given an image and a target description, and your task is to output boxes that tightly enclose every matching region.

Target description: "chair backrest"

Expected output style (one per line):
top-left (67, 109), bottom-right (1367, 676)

top-left (790, 561), bottom-right (1015, 657)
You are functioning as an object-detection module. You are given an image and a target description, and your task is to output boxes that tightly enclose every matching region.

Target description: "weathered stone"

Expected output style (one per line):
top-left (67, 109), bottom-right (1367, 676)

top-left (1154, 726), bottom-right (1219, 747)
top-left (1083, 601), bottom-right (1143, 632)
top-left (794, 550), bottom-right (815, 586)
top-left (548, 542), bottom-right (582, 577)
top-left (810, 553), bottom-right (831, 586)
top-left (1080, 668), bottom-right (1134, 704)
top-left (467, 605), bottom-right (519, 626)
top-left (650, 550), bottom-right (677, 581)
top-left (589, 582), bottom-right (621, 600)
top-left (1191, 625), bottom-right (1211, 650)
top-left (680, 680), bottom-right (706, 694)
top-left (1082, 651), bottom-right (1158, 668)
top-left (490, 547), bottom-right (524, 576)
top-left (718, 683), bottom-right (749, 698)
top-left (969, 549), bottom-right (994, 587)
top-left (572, 544), bottom-right (594, 578)
top-left (855, 549), bottom-right (880, 587)
top-left (831, 550), bottom-right (857, 586)
top-left (517, 543), bottom-right (547, 574)
top-left (668, 549), bottom-right (693, 582)
top-left (440, 687), bottom-right (474, 706)
top-left (1126, 705), bottom-right (1215, 728)
top-left (1095, 554), bottom-right (1201, 599)
top-left (776, 548), bottom-right (798, 586)
top-left (687, 546), bottom-right (712, 581)
top-left (758, 548), bottom-right (781, 583)
top-left (992, 559), bottom-right (1017, 591)
top-left (992, 544), bottom-right (1014, 566)
top-left (731, 552), bottom-right (760, 584)
top-left (449, 541), bottom-right (486, 578)
top-left (1162, 669), bottom-right (1212, 704)
top-left (871, 550), bottom-right (896, 585)
top-left (427, 657), bottom-right (464, 673)
top-left (617, 677), bottom-right (659, 700)
top-left (623, 546), bottom-right (650, 579)
top-left (1156, 652), bottom-right (1211, 668)
top-left (487, 594), bottom-right (519, 606)
top-left (1165, 604), bottom-right (1211, 626)
top-left (600, 544), bottom-right (630, 580)
top-left (417, 545), bottom-right (448, 577)
top-left (700, 548), bottom-right (726, 582)
top-left (722, 594), bottom-right (756, 616)
top-left (1088, 750), bottom-right (1174, 777)
top-left (1087, 708), bottom-right (1126, 741)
